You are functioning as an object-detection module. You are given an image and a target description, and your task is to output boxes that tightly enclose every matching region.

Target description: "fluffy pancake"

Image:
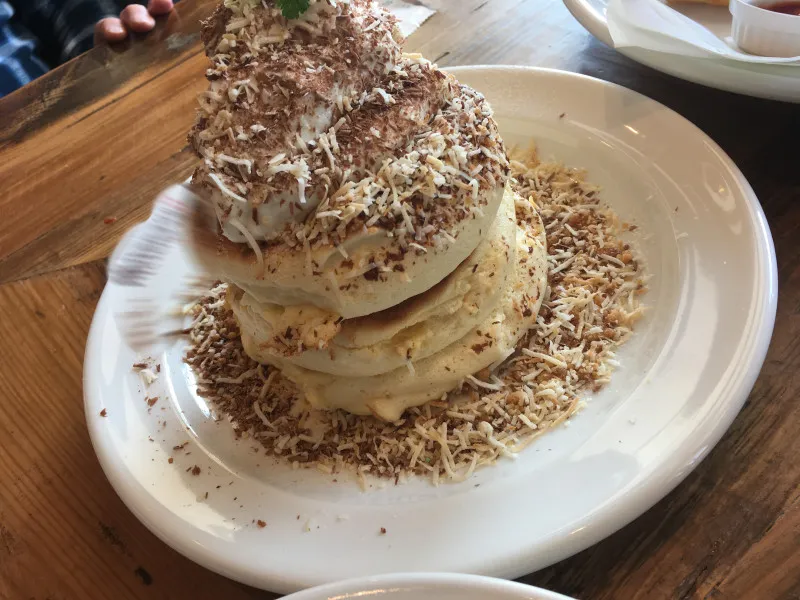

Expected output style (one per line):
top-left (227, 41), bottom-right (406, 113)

top-left (229, 184), bottom-right (517, 376)
top-left (187, 0), bottom-right (510, 319)
top-left (236, 192), bottom-right (548, 421)
top-left (190, 171), bottom-right (506, 319)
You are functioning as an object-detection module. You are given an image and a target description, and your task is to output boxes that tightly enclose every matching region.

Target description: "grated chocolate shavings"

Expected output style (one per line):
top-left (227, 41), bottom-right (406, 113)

top-left (189, 0), bottom-right (508, 265)
top-left (183, 146), bottom-right (646, 485)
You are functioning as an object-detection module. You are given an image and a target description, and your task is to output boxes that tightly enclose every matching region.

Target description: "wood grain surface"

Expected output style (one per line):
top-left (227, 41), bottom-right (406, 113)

top-left (1, 0), bottom-right (798, 598)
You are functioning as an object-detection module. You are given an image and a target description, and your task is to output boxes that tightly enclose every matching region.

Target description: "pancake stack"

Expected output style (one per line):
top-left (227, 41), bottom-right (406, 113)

top-left (188, 0), bottom-right (548, 421)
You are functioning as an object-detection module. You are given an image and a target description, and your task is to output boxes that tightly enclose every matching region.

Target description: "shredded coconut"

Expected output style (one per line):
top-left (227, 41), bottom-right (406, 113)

top-left (183, 147), bottom-right (646, 485)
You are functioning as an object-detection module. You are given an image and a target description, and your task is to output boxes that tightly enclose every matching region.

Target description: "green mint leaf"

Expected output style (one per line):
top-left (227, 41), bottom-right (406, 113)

top-left (277, 0), bottom-right (310, 19)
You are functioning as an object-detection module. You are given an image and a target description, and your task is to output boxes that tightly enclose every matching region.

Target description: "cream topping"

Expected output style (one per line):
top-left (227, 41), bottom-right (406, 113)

top-left (189, 0), bottom-right (509, 255)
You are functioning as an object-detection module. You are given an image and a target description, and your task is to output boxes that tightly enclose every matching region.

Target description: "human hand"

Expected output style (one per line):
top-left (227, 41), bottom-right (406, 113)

top-left (94, 0), bottom-right (175, 46)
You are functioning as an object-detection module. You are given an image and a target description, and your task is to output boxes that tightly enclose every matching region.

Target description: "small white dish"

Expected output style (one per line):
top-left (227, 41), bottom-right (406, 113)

top-left (731, 0), bottom-right (800, 57)
top-left (564, 0), bottom-right (800, 102)
top-left (283, 573), bottom-right (574, 600)
top-left (84, 66), bottom-right (777, 594)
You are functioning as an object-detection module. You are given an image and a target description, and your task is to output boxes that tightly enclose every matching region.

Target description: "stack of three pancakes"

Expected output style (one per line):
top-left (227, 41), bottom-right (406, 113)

top-left (188, 0), bottom-right (548, 421)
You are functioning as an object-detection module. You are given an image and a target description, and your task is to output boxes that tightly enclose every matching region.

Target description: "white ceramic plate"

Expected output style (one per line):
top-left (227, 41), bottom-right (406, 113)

top-left (283, 573), bottom-right (574, 600)
top-left (563, 0), bottom-right (800, 103)
top-left (84, 67), bottom-right (777, 595)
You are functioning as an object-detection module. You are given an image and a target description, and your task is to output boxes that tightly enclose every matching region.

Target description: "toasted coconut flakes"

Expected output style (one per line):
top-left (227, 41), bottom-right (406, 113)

top-left (521, 349), bottom-right (567, 369)
top-left (184, 148), bottom-right (646, 485)
top-left (253, 400), bottom-right (274, 429)
top-left (217, 154), bottom-right (253, 174)
top-left (465, 374), bottom-right (502, 391)
top-left (228, 217), bottom-right (264, 268)
top-left (216, 367), bottom-right (259, 384)
top-left (136, 367), bottom-right (159, 386)
top-left (208, 173), bottom-right (247, 203)
top-left (194, 17), bottom-right (509, 252)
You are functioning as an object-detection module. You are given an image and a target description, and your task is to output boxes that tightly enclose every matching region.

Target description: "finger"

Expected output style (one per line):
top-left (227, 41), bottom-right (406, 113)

top-left (120, 4), bottom-right (156, 33)
top-left (94, 17), bottom-right (128, 45)
top-left (147, 0), bottom-right (174, 16)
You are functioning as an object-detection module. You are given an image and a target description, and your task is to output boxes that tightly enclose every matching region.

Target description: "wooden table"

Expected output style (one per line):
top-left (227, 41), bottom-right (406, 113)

top-left (1, 1), bottom-right (798, 598)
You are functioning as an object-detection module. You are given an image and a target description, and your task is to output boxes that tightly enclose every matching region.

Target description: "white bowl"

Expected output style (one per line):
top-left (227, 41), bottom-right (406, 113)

top-left (284, 573), bottom-right (574, 600)
top-left (730, 0), bottom-right (800, 57)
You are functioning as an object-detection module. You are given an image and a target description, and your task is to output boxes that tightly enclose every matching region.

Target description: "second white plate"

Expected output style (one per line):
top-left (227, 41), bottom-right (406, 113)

top-left (563, 0), bottom-right (800, 103)
top-left (284, 573), bottom-right (574, 600)
top-left (84, 67), bottom-right (777, 594)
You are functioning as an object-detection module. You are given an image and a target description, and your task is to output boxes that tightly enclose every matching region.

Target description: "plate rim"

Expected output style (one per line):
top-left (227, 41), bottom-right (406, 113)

top-left (84, 65), bottom-right (778, 593)
top-left (563, 0), bottom-right (614, 46)
top-left (562, 0), bottom-right (800, 103)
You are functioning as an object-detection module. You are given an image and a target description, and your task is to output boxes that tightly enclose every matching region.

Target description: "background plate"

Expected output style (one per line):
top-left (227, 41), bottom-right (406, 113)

top-left (563, 0), bottom-right (800, 103)
top-left (84, 66), bottom-right (777, 594)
